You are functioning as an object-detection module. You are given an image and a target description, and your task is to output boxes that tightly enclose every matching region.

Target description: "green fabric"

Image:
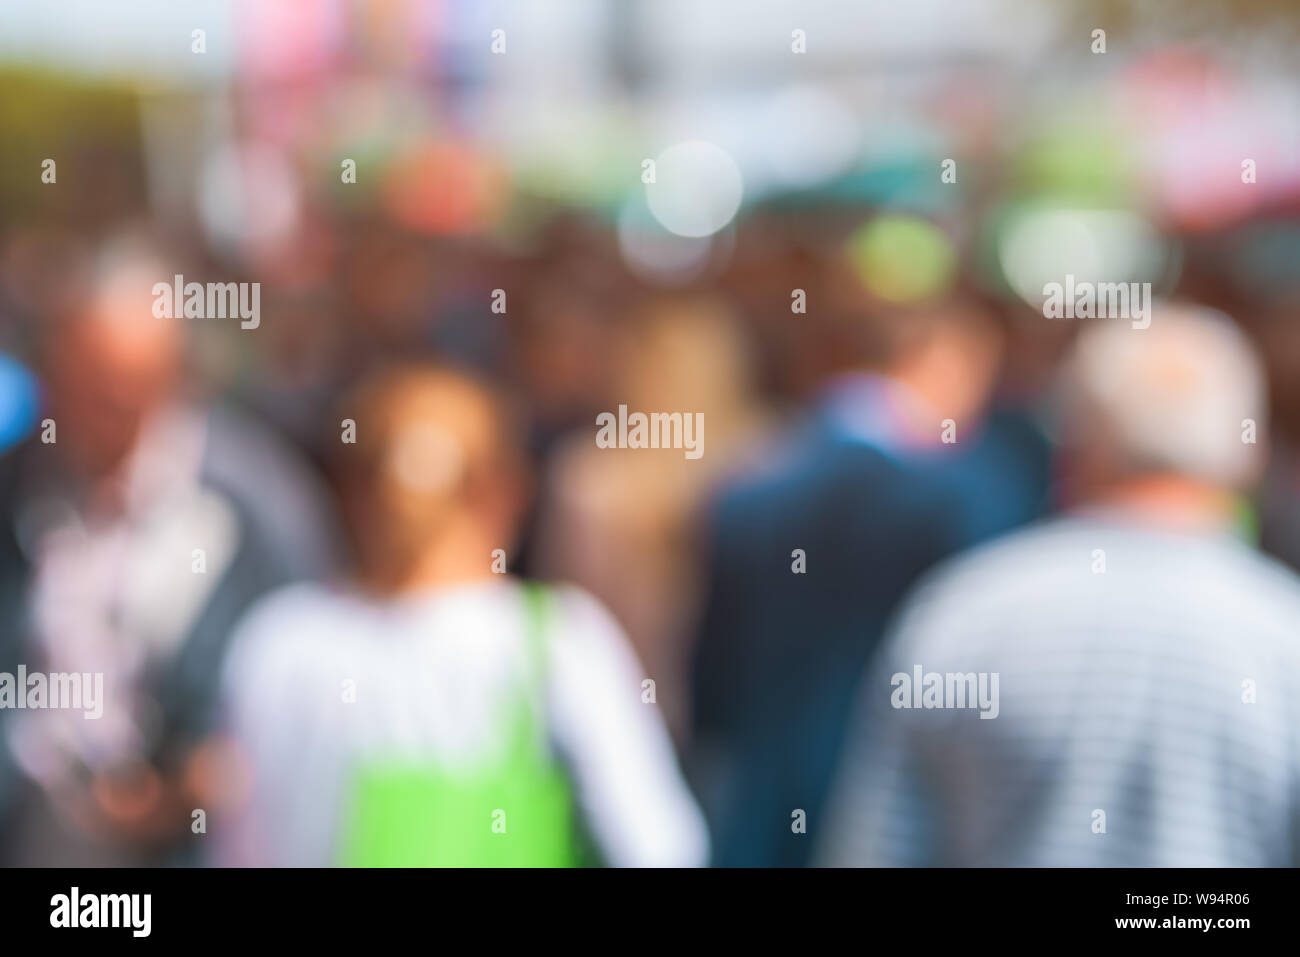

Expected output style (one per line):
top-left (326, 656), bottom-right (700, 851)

top-left (339, 584), bottom-right (580, 867)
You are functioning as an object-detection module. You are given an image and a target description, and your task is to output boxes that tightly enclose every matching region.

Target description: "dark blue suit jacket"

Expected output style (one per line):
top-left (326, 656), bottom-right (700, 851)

top-left (690, 400), bottom-right (1050, 866)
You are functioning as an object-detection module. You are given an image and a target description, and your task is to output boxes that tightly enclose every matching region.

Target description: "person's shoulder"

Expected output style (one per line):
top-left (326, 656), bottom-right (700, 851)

top-left (224, 581), bottom-right (345, 678)
top-left (546, 582), bottom-right (625, 644)
top-left (532, 582), bottom-right (651, 711)
top-left (914, 517), bottom-right (1082, 593)
top-left (882, 518), bottom-right (1092, 641)
top-left (535, 581), bottom-right (641, 668)
top-left (1217, 541), bottom-right (1300, 621)
top-left (904, 518), bottom-right (1300, 635)
top-left (706, 413), bottom-right (882, 528)
top-left (238, 579), bottom-right (340, 628)
top-left (199, 400), bottom-right (344, 574)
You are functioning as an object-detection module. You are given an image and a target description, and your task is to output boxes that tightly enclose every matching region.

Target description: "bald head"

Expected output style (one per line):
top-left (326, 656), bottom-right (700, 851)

top-left (1063, 304), bottom-right (1267, 493)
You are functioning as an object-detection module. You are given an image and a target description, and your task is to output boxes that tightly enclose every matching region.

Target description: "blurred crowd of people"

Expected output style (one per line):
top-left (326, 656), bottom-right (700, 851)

top-left (2, 1), bottom-right (1300, 867)
top-left (1, 196), bottom-right (1298, 865)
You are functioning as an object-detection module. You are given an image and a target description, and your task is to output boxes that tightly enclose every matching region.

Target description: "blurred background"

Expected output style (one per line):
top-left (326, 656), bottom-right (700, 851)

top-left (1, 0), bottom-right (1299, 867)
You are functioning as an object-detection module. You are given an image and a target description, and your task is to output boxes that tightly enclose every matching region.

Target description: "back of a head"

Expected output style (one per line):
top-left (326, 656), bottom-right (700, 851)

top-left (1063, 304), bottom-right (1267, 493)
top-left (334, 365), bottom-right (523, 593)
top-left (621, 293), bottom-right (753, 422)
top-left (816, 228), bottom-right (1003, 402)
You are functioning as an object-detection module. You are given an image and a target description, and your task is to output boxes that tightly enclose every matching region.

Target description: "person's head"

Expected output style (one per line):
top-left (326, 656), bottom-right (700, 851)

top-left (333, 364), bottom-right (527, 594)
top-left (40, 234), bottom-right (184, 478)
top-left (816, 234), bottom-right (1004, 422)
top-left (617, 293), bottom-right (754, 426)
top-left (877, 298), bottom-right (1004, 427)
top-left (1061, 303), bottom-right (1267, 504)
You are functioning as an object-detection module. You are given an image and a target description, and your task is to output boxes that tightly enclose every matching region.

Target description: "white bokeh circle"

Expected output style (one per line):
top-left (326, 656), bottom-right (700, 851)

top-left (645, 140), bottom-right (743, 238)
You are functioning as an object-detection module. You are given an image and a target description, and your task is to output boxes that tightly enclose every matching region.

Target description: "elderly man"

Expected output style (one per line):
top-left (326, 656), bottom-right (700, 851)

top-left (820, 304), bottom-right (1300, 867)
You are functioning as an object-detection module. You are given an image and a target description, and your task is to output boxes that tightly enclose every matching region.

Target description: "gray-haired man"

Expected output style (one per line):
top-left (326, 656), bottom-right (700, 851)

top-left (821, 305), bottom-right (1300, 866)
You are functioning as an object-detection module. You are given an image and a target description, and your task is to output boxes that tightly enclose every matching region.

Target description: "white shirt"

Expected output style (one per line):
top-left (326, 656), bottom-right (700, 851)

top-left (217, 578), bottom-right (709, 867)
top-left (9, 405), bottom-right (236, 784)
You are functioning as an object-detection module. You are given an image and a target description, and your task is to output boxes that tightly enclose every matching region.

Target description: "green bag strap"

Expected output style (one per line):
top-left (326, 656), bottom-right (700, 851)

top-left (520, 582), bottom-right (553, 690)
top-left (508, 582), bottom-right (554, 755)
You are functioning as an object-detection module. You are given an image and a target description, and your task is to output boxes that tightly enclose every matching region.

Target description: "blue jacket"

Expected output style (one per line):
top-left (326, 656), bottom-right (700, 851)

top-left (689, 391), bottom-right (1050, 867)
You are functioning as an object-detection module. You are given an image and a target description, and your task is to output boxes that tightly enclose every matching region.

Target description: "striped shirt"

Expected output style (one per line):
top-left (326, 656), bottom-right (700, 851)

top-left (819, 512), bottom-right (1300, 866)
